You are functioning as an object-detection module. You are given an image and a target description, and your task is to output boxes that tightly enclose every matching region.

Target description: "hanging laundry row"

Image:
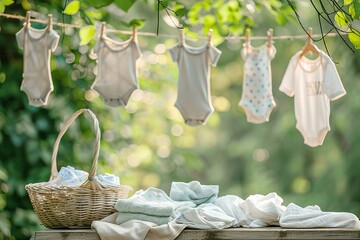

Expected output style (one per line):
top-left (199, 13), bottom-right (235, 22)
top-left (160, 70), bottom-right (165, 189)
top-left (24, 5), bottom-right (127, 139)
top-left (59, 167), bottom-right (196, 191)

top-left (14, 14), bottom-right (346, 147)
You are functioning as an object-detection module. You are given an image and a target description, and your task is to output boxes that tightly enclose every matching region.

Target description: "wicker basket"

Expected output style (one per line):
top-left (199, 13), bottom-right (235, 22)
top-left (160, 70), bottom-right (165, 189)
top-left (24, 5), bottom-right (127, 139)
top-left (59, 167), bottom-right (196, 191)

top-left (25, 109), bottom-right (132, 228)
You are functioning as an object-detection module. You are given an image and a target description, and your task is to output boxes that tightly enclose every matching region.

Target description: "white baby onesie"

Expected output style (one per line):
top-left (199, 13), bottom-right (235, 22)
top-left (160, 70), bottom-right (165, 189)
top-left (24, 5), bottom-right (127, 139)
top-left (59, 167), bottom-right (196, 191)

top-left (239, 44), bottom-right (277, 123)
top-left (16, 25), bottom-right (59, 107)
top-left (279, 51), bottom-right (346, 147)
top-left (91, 34), bottom-right (141, 107)
top-left (169, 42), bottom-right (221, 126)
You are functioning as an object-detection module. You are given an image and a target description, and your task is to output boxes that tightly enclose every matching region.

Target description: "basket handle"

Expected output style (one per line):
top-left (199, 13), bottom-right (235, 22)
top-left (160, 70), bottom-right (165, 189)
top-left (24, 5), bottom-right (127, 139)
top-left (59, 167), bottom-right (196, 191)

top-left (49, 109), bottom-right (101, 186)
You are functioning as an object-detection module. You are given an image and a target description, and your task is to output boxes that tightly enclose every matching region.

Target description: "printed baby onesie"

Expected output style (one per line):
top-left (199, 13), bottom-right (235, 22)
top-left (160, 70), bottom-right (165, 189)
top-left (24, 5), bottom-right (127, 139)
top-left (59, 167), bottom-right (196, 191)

top-left (279, 51), bottom-right (346, 147)
top-left (91, 34), bottom-right (141, 107)
top-left (16, 25), bottom-right (59, 107)
top-left (169, 42), bottom-right (221, 126)
top-left (239, 44), bottom-right (277, 123)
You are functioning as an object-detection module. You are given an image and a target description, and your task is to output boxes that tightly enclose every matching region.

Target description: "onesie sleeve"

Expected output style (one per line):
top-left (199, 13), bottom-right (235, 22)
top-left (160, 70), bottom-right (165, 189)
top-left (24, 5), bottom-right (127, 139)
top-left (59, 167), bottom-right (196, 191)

top-left (49, 30), bottom-right (60, 52)
top-left (169, 44), bottom-right (180, 62)
top-left (279, 54), bottom-right (297, 97)
top-left (209, 45), bottom-right (222, 67)
top-left (323, 57), bottom-right (346, 101)
top-left (268, 45), bottom-right (277, 60)
top-left (16, 27), bottom-right (25, 50)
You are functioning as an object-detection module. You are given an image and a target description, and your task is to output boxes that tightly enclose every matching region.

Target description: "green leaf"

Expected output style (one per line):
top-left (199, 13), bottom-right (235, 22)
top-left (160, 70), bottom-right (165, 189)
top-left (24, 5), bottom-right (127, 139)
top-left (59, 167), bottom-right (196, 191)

top-left (3, 0), bottom-right (14, 6)
top-left (129, 19), bottom-right (145, 28)
top-left (79, 25), bottom-right (95, 46)
top-left (203, 15), bottom-right (216, 26)
top-left (114, 0), bottom-right (136, 12)
top-left (344, 0), bottom-right (353, 5)
top-left (64, 0), bottom-right (80, 15)
top-left (348, 30), bottom-right (360, 49)
top-left (335, 11), bottom-right (349, 27)
top-left (351, 1), bottom-right (360, 19)
top-left (86, 0), bottom-right (113, 9)
top-left (0, 4), bottom-right (4, 13)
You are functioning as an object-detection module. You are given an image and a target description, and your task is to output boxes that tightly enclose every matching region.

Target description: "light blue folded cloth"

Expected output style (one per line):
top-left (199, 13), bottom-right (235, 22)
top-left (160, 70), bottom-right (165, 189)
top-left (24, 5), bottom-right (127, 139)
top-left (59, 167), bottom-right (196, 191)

top-left (115, 187), bottom-right (196, 218)
top-left (116, 212), bottom-right (172, 226)
top-left (170, 181), bottom-right (219, 206)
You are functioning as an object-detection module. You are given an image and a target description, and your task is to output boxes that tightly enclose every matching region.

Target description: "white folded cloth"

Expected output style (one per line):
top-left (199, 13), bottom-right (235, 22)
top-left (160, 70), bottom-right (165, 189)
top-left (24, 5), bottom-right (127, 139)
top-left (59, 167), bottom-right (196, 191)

top-left (95, 173), bottom-right (120, 186)
top-left (116, 212), bottom-right (171, 226)
top-left (42, 166), bottom-right (88, 187)
top-left (170, 181), bottom-right (219, 206)
top-left (176, 203), bottom-right (236, 229)
top-left (42, 166), bottom-right (120, 187)
top-left (280, 203), bottom-right (360, 229)
top-left (215, 195), bottom-right (249, 227)
top-left (115, 188), bottom-right (195, 224)
top-left (92, 213), bottom-right (187, 240)
top-left (215, 193), bottom-right (286, 228)
top-left (240, 192), bottom-right (286, 227)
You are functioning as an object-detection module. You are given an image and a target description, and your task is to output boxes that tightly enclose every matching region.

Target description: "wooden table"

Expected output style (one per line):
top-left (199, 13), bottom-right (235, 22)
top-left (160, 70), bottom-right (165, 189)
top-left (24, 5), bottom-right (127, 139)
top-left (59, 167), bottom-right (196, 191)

top-left (32, 227), bottom-right (360, 240)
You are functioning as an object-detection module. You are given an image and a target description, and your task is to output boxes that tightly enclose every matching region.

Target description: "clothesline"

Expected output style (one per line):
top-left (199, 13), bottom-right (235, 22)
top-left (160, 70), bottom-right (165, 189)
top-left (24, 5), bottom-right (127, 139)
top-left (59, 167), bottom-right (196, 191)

top-left (0, 12), bottom-right (343, 41)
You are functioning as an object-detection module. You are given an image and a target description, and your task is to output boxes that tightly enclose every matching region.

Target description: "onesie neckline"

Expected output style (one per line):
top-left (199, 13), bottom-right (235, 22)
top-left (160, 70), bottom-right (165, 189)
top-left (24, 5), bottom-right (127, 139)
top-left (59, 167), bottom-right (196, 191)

top-left (26, 26), bottom-right (48, 40)
top-left (298, 51), bottom-right (323, 73)
top-left (181, 42), bottom-right (208, 55)
top-left (101, 35), bottom-right (134, 52)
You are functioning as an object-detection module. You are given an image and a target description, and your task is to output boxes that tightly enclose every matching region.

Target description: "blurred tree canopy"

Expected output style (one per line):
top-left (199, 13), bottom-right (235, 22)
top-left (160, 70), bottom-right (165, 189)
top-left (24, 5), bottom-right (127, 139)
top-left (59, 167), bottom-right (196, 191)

top-left (1, 0), bottom-right (360, 240)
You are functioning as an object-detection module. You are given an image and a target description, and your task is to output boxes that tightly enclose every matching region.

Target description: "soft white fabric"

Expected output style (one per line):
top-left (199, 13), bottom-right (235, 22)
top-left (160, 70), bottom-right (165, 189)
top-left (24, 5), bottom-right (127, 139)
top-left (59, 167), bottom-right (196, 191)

top-left (239, 43), bottom-right (277, 124)
top-left (280, 203), bottom-right (360, 229)
top-left (215, 195), bottom-right (249, 227)
top-left (16, 25), bottom-right (59, 107)
top-left (116, 212), bottom-right (171, 226)
top-left (215, 193), bottom-right (286, 228)
top-left (240, 192), bottom-right (286, 227)
top-left (92, 213), bottom-right (187, 240)
top-left (91, 34), bottom-right (141, 107)
top-left (43, 166), bottom-right (120, 187)
top-left (279, 51), bottom-right (346, 147)
top-left (95, 173), bottom-right (120, 186)
top-left (176, 203), bottom-right (235, 229)
top-left (116, 188), bottom-right (196, 216)
top-left (170, 181), bottom-right (219, 206)
top-left (42, 166), bottom-right (88, 187)
top-left (169, 42), bottom-right (221, 126)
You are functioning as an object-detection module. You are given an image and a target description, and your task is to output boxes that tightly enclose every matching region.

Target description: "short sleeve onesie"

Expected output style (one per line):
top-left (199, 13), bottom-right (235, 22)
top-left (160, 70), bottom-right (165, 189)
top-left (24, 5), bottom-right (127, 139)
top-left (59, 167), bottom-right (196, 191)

top-left (279, 51), bottom-right (346, 147)
top-left (169, 42), bottom-right (221, 126)
top-left (16, 25), bottom-right (59, 106)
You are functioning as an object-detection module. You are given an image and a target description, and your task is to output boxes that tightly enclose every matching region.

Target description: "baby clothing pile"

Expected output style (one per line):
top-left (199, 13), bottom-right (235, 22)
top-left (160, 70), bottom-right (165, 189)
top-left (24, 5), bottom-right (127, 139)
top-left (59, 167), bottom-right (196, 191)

top-left (91, 181), bottom-right (360, 240)
top-left (42, 166), bottom-right (120, 187)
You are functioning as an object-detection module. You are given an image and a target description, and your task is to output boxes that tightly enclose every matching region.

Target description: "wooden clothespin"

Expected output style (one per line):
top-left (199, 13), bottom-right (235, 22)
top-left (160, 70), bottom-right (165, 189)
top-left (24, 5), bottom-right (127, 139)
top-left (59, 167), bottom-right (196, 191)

top-left (245, 28), bottom-right (250, 46)
top-left (25, 11), bottom-right (31, 29)
top-left (300, 27), bottom-right (320, 58)
top-left (100, 22), bottom-right (106, 39)
top-left (132, 25), bottom-right (137, 42)
top-left (207, 29), bottom-right (213, 48)
top-left (47, 14), bottom-right (52, 32)
top-left (267, 28), bottom-right (273, 48)
top-left (179, 26), bottom-right (185, 47)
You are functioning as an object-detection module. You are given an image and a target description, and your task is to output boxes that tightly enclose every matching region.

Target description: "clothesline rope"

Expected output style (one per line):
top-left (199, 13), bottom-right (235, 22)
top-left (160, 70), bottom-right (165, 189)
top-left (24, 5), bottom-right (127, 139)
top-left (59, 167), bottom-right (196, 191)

top-left (0, 12), bottom-right (344, 41)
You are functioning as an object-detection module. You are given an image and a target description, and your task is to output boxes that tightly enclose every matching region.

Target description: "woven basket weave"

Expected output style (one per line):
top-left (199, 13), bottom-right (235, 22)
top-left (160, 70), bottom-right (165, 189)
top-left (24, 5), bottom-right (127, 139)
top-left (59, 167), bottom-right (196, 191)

top-left (25, 109), bottom-right (132, 228)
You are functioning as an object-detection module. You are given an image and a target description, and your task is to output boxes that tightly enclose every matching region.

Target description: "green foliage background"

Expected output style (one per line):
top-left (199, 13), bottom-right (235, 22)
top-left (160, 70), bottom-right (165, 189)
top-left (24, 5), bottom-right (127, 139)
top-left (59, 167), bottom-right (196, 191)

top-left (1, 0), bottom-right (360, 239)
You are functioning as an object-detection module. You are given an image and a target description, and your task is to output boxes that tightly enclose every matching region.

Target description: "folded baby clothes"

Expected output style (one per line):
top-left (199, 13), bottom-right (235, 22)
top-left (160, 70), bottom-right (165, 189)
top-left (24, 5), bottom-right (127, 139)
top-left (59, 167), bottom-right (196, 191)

top-left (116, 212), bottom-right (171, 226)
top-left (280, 203), bottom-right (360, 229)
top-left (115, 187), bottom-right (195, 225)
top-left (176, 203), bottom-right (236, 229)
top-left (215, 195), bottom-right (249, 227)
top-left (42, 166), bottom-right (88, 187)
top-left (92, 213), bottom-right (187, 240)
top-left (95, 173), bottom-right (120, 186)
top-left (170, 181), bottom-right (219, 206)
top-left (239, 192), bottom-right (286, 227)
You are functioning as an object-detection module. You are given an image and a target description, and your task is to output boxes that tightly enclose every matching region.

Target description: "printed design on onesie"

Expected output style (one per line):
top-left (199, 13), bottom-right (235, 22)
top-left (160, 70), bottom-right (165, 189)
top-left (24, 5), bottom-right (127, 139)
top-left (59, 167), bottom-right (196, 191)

top-left (239, 44), bottom-right (276, 124)
top-left (307, 81), bottom-right (323, 96)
